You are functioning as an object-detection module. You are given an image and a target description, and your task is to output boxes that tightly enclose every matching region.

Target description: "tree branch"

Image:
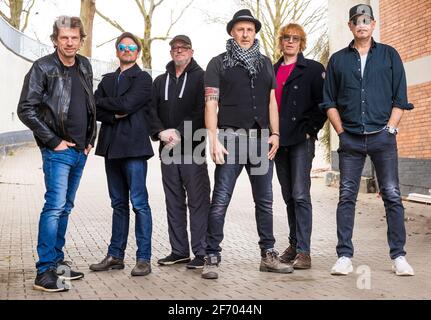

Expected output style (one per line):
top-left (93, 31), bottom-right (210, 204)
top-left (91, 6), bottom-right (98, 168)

top-left (96, 36), bottom-right (118, 48)
top-left (0, 10), bottom-right (10, 23)
top-left (264, 0), bottom-right (275, 25)
top-left (20, 0), bottom-right (35, 32)
top-left (150, 0), bottom-right (165, 16)
top-left (159, 0), bottom-right (193, 40)
top-left (134, 0), bottom-right (146, 17)
top-left (95, 8), bottom-right (126, 33)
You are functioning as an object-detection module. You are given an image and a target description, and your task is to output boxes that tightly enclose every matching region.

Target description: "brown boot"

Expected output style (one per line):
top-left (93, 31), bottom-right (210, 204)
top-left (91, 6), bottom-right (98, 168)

top-left (260, 249), bottom-right (294, 274)
top-left (131, 260), bottom-right (151, 276)
top-left (292, 253), bottom-right (311, 270)
top-left (280, 245), bottom-right (297, 263)
top-left (89, 255), bottom-right (125, 272)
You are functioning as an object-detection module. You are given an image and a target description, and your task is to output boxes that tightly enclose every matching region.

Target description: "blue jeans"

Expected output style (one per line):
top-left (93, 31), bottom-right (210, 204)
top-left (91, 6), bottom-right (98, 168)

top-left (206, 133), bottom-right (275, 259)
top-left (36, 148), bottom-right (87, 274)
top-left (275, 138), bottom-right (315, 254)
top-left (337, 130), bottom-right (406, 259)
top-left (105, 157), bottom-right (152, 262)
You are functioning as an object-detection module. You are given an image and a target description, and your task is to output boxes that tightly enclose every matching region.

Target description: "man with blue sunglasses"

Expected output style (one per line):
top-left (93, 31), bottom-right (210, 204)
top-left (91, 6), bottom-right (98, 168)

top-left (90, 32), bottom-right (154, 277)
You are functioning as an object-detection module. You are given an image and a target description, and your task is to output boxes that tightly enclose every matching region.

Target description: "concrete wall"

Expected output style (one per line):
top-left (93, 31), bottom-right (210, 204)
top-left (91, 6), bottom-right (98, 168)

top-left (0, 39), bottom-right (34, 159)
top-left (0, 39), bottom-right (32, 135)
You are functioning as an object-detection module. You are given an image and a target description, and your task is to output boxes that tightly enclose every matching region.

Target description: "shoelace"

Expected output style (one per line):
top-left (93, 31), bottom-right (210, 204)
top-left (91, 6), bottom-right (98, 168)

top-left (266, 250), bottom-right (279, 261)
top-left (338, 257), bottom-right (351, 265)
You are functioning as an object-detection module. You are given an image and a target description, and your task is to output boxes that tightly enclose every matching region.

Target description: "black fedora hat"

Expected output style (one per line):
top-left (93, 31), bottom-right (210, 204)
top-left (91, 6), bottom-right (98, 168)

top-left (226, 9), bottom-right (262, 35)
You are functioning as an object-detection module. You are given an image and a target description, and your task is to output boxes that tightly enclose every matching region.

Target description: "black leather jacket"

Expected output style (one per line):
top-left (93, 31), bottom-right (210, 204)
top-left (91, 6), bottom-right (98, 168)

top-left (17, 51), bottom-right (97, 149)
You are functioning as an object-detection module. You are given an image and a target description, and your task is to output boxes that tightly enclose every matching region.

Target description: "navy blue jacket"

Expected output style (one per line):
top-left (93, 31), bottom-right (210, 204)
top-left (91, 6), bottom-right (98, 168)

top-left (274, 53), bottom-right (327, 147)
top-left (94, 63), bottom-right (154, 160)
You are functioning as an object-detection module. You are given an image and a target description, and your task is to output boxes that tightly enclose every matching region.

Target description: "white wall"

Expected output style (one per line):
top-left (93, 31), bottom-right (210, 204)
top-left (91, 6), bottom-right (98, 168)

top-left (0, 40), bottom-right (32, 134)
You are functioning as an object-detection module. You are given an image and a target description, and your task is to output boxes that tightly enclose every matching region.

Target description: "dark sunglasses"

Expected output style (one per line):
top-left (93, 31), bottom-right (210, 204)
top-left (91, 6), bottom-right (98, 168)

top-left (117, 43), bottom-right (138, 52)
top-left (351, 16), bottom-right (373, 26)
top-left (282, 35), bottom-right (301, 43)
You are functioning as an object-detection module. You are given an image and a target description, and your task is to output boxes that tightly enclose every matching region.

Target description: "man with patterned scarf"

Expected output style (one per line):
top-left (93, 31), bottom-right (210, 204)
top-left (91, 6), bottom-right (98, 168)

top-left (202, 9), bottom-right (294, 280)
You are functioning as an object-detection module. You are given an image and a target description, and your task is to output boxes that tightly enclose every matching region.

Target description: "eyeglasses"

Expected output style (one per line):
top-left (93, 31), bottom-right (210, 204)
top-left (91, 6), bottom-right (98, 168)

top-left (351, 16), bottom-right (373, 26)
top-left (171, 46), bottom-right (191, 53)
top-left (282, 35), bottom-right (302, 43)
top-left (117, 43), bottom-right (138, 52)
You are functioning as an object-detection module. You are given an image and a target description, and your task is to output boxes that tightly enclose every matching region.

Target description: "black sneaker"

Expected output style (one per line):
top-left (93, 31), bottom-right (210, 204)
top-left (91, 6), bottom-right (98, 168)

top-left (34, 268), bottom-right (69, 293)
top-left (158, 253), bottom-right (190, 266)
top-left (56, 260), bottom-right (84, 280)
top-left (186, 256), bottom-right (205, 269)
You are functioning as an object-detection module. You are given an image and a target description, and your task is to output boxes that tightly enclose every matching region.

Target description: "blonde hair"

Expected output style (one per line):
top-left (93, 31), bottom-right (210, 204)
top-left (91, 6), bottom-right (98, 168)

top-left (278, 23), bottom-right (307, 53)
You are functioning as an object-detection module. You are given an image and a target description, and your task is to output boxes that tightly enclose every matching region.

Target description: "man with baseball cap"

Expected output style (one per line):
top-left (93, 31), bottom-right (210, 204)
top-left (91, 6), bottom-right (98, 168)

top-left (149, 34), bottom-right (210, 270)
top-left (320, 4), bottom-right (415, 276)
top-left (202, 9), bottom-right (293, 280)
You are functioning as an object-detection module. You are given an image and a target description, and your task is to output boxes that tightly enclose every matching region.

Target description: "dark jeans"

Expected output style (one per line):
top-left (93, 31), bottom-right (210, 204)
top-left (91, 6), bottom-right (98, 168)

top-left (161, 162), bottom-right (210, 257)
top-left (275, 138), bottom-right (315, 254)
top-left (206, 132), bottom-right (275, 259)
top-left (36, 148), bottom-right (87, 274)
top-left (337, 130), bottom-right (406, 259)
top-left (105, 157), bottom-right (152, 261)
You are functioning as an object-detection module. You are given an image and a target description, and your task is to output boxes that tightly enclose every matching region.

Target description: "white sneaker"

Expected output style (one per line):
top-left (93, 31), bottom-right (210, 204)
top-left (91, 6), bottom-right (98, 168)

top-left (330, 256), bottom-right (353, 275)
top-left (392, 256), bottom-right (414, 276)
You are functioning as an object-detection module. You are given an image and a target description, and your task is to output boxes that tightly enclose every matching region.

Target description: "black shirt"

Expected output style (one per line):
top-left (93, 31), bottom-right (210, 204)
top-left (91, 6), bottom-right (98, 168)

top-left (205, 53), bottom-right (276, 130)
top-left (67, 63), bottom-right (88, 150)
top-left (320, 39), bottom-right (414, 134)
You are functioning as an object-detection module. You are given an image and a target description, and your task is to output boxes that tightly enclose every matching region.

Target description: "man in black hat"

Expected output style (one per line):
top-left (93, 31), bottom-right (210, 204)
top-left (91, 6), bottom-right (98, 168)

top-left (202, 9), bottom-right (294, 280)
top-left (149, 34), bottom-right (210, 270)
top-left (320, 4), bottom-right (415, 276)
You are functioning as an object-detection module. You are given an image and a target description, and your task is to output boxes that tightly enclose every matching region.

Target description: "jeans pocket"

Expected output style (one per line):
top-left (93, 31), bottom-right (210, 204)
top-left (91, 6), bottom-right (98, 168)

top-left (338, 132), bottom-right (352, 152)
top-left (52, 148), bottom-right (70, 154)
top-left (383, 130), bottom-right (397, 148)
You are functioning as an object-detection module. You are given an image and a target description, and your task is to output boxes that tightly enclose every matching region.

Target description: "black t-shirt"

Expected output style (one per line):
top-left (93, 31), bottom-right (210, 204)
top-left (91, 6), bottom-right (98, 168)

top-left (204, 52), bottom-right (276, 129)
top-left (67, 63), bottom-right (88, 150)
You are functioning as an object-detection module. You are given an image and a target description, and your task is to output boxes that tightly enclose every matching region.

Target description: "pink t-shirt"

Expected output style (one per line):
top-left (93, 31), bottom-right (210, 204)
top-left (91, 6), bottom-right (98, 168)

top-left (275, 63), bottom-right (296, 113)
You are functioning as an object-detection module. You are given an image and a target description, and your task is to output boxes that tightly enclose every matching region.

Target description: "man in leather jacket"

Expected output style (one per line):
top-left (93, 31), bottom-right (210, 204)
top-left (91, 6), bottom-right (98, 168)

top-left (17, 16), bottom-right (96, 293)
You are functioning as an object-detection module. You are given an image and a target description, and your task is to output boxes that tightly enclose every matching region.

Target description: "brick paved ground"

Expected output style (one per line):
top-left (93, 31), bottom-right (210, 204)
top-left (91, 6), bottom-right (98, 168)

top-left (0, 145), bottom-right (430, 300)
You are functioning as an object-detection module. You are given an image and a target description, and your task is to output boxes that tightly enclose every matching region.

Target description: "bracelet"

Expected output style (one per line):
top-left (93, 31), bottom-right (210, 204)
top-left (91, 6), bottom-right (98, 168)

top-left (271, 133), bottom-right (280, 137)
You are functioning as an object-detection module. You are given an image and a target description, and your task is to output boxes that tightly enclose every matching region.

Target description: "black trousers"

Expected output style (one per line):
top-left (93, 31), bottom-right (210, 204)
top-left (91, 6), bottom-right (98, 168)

top-left (161, 161), bottom-right (210, 257)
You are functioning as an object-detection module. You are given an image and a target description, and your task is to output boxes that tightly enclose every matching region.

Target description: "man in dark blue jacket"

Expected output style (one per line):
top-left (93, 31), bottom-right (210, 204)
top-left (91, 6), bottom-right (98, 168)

top-left (320, 4), bottom-right (414, 276)
top-left (89, 32), bottom-right (154, 277)
top-left (273, 23), bottom-right (326, 270)
top-left (149, 35), bottom-right (210, 270)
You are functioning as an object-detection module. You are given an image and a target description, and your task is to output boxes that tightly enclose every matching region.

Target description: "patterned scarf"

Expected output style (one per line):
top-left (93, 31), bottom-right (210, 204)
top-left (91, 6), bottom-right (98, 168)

top-left (223, 38), bottom-right (264, 82)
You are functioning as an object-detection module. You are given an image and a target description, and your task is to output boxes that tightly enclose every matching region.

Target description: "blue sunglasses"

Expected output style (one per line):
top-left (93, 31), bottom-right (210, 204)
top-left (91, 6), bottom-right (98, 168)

top-left (117, 43), bottom-right (138, 52)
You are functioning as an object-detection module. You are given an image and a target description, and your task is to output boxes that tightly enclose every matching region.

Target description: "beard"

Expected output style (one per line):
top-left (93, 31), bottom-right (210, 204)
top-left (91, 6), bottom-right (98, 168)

top-left (174, 58), bottom-right (191, 67)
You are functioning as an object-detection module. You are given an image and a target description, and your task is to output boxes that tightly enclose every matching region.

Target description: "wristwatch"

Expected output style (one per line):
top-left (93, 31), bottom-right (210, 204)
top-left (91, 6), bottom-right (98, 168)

top-left (385, 126), bottom-right (399, 135)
